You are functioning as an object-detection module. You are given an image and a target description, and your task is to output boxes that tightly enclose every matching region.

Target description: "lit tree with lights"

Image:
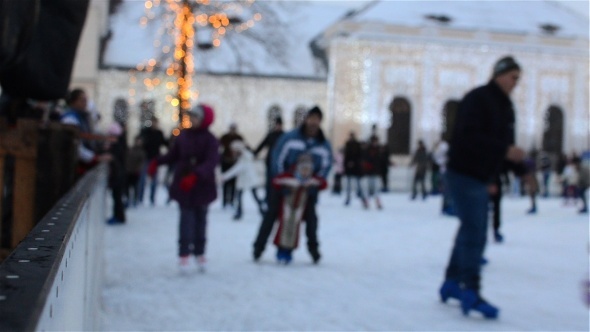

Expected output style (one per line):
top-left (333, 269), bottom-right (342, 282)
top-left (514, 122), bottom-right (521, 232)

top-left (132, 0), bottom-right (287, 131)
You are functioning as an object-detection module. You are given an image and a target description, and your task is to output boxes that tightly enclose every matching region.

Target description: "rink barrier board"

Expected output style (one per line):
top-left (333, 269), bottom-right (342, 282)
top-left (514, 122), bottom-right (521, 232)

top-left (0, 163), bottom-right (107, 331)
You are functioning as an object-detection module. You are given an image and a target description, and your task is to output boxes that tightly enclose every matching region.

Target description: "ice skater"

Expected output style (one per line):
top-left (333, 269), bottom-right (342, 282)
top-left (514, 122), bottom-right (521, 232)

top-left (439, 56), bottom-right (525, 319)
top-left (220, 140), bottom-right (266, 220)
top-left (272, 154), bottom-right (327, 264)
top-left (252, 106), bottom-right (332, 264)
top-left (147, 104), bottom-right (218, 273)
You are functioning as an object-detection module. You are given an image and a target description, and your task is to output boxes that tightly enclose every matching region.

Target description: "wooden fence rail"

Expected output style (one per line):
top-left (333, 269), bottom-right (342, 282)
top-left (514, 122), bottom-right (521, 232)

top-left (0, 119), bottom-right (78, 261)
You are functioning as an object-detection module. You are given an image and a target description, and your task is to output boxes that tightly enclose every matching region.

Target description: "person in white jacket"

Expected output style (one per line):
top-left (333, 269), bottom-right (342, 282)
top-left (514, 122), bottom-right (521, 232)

top-left (220, 140), bottom-right (265, 220)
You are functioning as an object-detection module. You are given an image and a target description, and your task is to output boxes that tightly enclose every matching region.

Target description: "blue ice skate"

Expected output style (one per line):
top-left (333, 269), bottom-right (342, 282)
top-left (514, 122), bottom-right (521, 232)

top-left (494, 231), bottom-right (504, 243)
top-left (461, 289), bottom-right (499, 319)
top-left (439, 280), bottom-right (461, 303)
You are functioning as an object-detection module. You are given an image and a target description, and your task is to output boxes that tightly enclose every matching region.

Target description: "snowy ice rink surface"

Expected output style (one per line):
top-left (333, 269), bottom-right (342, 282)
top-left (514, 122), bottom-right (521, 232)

top-left (101, 189), bottom-right (589, 331)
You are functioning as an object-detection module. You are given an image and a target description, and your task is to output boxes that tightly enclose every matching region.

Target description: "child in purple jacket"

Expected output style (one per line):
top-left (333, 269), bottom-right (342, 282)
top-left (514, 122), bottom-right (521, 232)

top-left (148, 104), bottom-right (219, 273)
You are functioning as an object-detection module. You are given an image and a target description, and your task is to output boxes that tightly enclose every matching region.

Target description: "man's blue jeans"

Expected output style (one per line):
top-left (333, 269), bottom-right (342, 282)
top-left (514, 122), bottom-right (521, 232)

top-left (444, 170), bottom-right (489, 290)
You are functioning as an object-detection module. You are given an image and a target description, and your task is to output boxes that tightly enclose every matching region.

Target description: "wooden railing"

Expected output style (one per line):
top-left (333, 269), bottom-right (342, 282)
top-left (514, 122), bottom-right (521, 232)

top-left (0, 119), bottom-right (78, 260)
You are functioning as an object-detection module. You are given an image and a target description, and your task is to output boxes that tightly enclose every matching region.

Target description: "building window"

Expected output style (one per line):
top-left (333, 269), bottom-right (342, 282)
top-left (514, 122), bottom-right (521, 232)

top-left (442, 100), bottom-right (460, 142)
top-left (542, 105), bottom-right (564, 154)
top-left (387, 97), bottom-right (411, 155)
top-left (293, 105), bottom-right (307, 128)
top-left (267, 104), bottom-right (282, 131)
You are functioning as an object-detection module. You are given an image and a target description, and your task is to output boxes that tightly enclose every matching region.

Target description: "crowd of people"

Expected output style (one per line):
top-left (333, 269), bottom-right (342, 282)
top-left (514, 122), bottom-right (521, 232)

top-left (49, 55), bottom-right (588, 321)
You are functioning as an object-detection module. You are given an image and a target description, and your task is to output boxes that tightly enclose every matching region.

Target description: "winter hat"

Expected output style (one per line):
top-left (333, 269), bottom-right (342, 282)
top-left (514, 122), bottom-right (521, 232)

top-left (306, 106), bottom-right (323, 120)
top-left (492, 56), bottom-right (521, 78)
top-left (187, 103), bottom-right (215, 128)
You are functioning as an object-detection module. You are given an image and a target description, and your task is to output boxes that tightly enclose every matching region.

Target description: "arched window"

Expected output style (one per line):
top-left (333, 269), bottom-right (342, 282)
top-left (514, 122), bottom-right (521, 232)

top-left (542, 105), bottom-right (564, 154)
top-left (267, 104), bottom-right (282, 131)
top-left (113, 98), bottom-right (129, 124)
top-left (293, 105), bottom-right (307, 128)
top-left (387, 97), bottom-right (411, 154)
top-left (442, 100), bottom-right (460, 142)
top-left (139, 99), bottom-right (156, 127)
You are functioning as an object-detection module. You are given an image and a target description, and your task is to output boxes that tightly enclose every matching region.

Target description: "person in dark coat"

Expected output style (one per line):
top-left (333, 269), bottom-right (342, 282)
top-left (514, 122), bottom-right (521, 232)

top-left (439, 56), bottom-right (526, 319)
top-left (524, 149), bottom-right (539, 213)
top-left (140, 118), bottom-right (168, 205)
top-left (410, 140), bottom-right (429, 200)
top-left (489, 164), bottom-right (509, 242)
top-left (253, 117), bottom-right (284, 206)
top-left (361, 135), bottom-right (383, 209)
top-left (106, 122), bottom-right (127, 224)
top-left (125, 135), bottom-right (146, 208)
top-left (147, 104), bottom-right (219, 273)
top-left (379, 143), bottom-right (391, 193)
top-left (343, 131), bottom-right (366, 206)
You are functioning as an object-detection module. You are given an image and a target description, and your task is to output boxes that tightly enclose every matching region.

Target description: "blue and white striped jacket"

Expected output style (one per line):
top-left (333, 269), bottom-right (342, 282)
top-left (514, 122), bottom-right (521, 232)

top-left (270, 125), bottom-right (332, 180)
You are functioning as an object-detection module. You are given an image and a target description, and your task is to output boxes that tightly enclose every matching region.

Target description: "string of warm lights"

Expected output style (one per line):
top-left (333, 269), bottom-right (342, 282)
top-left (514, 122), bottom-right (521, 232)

top-left (128, 0), bottom-right (262, 132)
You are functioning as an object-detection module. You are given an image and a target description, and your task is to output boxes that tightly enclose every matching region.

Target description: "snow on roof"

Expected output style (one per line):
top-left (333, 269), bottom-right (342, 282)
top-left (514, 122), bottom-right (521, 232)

top-left (345, 0), bottom-right (589, 39)
top-left (103, 1), bottom-right (589, 79)
top-left (102, 0), bottom-right (358, 78)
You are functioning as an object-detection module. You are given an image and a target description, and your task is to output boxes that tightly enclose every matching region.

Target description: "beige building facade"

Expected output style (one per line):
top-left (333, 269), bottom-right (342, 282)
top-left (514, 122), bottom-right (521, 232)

top-left (326, 22), bottom-right (589, 155)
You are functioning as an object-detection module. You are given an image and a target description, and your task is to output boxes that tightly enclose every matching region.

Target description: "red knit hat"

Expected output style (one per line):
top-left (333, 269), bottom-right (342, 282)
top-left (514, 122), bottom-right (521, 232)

top-left (188, 103), bottom-right (215, 129)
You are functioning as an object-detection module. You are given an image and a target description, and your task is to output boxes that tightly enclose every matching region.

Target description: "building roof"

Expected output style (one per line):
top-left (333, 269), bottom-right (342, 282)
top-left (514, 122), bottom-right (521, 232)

top-left (102, 0), bottom-right (589, 79)
top-left (344, 0), bottom-right (589, 39)
top-left (102, 0), bottom-right (358, 79)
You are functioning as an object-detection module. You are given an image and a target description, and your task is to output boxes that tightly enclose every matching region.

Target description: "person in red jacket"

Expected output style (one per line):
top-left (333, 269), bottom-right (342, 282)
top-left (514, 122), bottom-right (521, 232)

top-left (271, 154), bottom-right (327, 264)
top-left (147, 104), bottom-right (219, 273)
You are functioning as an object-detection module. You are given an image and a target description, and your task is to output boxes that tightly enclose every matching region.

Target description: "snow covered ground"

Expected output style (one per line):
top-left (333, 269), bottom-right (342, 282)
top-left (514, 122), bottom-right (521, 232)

top-left (101, 188), bottom-right (589, 331)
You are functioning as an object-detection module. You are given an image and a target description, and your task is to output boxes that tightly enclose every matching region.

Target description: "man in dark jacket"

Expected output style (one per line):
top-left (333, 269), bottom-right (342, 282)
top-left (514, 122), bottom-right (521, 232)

top-left (253, 117), bottom-right (284, 206)
top-left (253, 106), bottom-right (332, 264)
top-left (410, 140), bottom-right (429, 200)
top-left (140, 118), bottom-right (168, 205)
top-left (343, 131), bottom-right (366, 206)
top-left (439, 56), bottom-right (526, 319)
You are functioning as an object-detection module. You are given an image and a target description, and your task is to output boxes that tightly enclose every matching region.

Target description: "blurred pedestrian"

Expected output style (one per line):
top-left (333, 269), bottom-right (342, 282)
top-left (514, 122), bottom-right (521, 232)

top-left (410, 140), bottom-right (429, 200)
top-left (432, 135), bottom-right (453, 215)
top-left (106, 122), bottom-right (127, 225)
top-left (562, 157), bottom-right (579, 206)
top-left (343, 131), bottom-right (366, 207)
top-left (573, 157), bottom-right (588, 213)
top-left (539, 151), bottom-right (552, 197)
top-left (332, 147), bottom-right (344, 195)
top-left (524, 149), bottom-right (539, 214)
top-left (361, 136), bottom-right (383, 209)
top-left (379, 143), bottom-right (392, 193)
top-left (140, 118), bottom-right (168, 206)
top-left (219, 123), bottom-right (245, 209)
top-left (125, 136), bottom-right (146, 208)
top-left (253, 117), bottom-right (284, 205)
top-left (489, 166), bottom-right (509, 242)
top-left (439, 55), bottom-right (525, 319)
top-left (220, 140), bottom-right (265, 220)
